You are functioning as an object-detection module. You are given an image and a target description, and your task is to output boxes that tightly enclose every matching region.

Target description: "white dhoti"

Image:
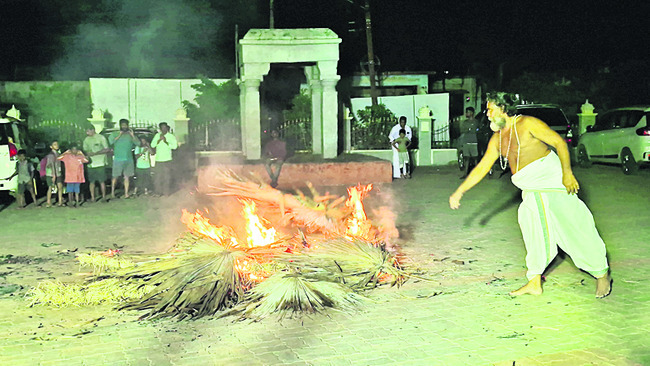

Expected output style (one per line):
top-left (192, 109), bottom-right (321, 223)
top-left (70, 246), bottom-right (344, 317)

top-left (511, 151), bottom-right (609, 280)
top-left (392, 147), bottom-right (402, 178)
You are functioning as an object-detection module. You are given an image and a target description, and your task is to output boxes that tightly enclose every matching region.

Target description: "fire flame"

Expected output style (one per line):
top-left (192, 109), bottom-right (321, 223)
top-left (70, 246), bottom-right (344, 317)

top-left (345, 184), bottom-right (373, 240)
top-left (241, 200), bottom-right (278, 248)
top-left (181, 209), bottom-right (237, 248)
top-left (181, 201), bottom-right (279, 283)
top-left (181, 183), bottom-right (387, 283)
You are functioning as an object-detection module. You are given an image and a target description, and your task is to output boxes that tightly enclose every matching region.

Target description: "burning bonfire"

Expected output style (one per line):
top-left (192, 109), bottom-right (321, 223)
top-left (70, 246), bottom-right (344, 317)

top-left (28, 174), bottom-right (407, 320)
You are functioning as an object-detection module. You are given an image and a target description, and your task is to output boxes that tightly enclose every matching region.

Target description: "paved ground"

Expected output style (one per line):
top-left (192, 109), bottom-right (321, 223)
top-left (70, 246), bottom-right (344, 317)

top-left (0, 163), bottom-right (649, 365)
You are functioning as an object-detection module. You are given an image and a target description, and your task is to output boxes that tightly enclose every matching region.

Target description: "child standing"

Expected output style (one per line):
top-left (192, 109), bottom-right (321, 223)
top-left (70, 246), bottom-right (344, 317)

top-left (391, 129), bottom-right (411, 179)
top-left (58, 144), bottom-right (88, 207)
top-left (134, 136), bottom-right (153, 196)
top-left (5, 149), bottom-right (37, 208)
top-left (45, 141), bottom-right (64, 207)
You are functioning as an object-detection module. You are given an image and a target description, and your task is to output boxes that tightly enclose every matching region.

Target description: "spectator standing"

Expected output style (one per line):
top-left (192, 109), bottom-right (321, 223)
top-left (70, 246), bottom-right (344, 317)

top-left (388, 116), bottom-right (412, 179)
top-left (83, 125), bottom-right (110, 202)
top-left (109, 119), bottom-right (140, 199)
top-left (58, 144), bottom-right (88, 207)
top-left (45, 141), bottom-right (64, 207)
top-left (134, 136), bottom-right (153, 196)
top-left (150, 122), bottom-right (178, 196)
top-left (262, 129), bottom-right (287, 188)
top-left (5, 149), bottom-right (36, 208)
top-left (391, 129), bottom-right (411, 179)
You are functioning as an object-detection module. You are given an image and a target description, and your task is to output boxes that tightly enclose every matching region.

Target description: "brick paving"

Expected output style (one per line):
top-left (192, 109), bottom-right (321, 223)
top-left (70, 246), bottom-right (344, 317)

top-left (0, 163), bottom-right (649, 365)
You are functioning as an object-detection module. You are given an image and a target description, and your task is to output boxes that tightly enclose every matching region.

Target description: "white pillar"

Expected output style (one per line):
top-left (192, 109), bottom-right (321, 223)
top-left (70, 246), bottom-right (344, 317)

top-left (416, 106), bottom-right (433, 166)
top-left (174, 108), bottom-right (190, 146)
top-left (310, 80), bottom-right (323, 154)
top-left (577, 99), bottom-right (597, 135)
top-left (321, 78), bottom-right (339, 158)
top-left (240, 78), bottom-right (262, 159)
top-left (344, 107), bottom-right (352, 153)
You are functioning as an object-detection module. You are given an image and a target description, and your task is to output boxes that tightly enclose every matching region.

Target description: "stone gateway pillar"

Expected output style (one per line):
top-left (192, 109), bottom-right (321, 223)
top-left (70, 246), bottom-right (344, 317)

top-left (239, 29), bottom-right (342, 159)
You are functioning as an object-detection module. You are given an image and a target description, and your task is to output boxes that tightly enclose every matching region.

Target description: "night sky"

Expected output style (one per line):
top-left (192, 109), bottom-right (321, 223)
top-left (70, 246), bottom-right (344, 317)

top-left (2, 0), bottom-right (649, 81)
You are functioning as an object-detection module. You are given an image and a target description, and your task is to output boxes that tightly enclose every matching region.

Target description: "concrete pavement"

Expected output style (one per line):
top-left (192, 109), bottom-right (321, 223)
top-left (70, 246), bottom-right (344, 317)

top-left (0, 163), bottom-right (648, 365)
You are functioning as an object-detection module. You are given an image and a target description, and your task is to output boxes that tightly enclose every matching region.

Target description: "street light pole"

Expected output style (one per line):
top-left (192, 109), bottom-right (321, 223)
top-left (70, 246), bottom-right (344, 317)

top-left (270, 0), bottom-right (275, 29)
top-left (364, 0), bottom-right (378, 107)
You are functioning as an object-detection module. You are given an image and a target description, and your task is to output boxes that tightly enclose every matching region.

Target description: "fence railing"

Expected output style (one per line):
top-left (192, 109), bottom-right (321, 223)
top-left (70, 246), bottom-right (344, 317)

top-left (278, 118), bottom-right (312, 152)
top-left (432, 123), bottom-right (451, 148)
top-left (188, 119), bottom-right (241, 151)
top-left (128, 120), bottom-right (157, 130)
top-left (31, 119), bottom-right (86, 146)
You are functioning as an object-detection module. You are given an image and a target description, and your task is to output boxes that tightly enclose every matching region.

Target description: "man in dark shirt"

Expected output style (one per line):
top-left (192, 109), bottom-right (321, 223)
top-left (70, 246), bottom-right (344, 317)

top-left (262, 129), bottom-right (287, 188)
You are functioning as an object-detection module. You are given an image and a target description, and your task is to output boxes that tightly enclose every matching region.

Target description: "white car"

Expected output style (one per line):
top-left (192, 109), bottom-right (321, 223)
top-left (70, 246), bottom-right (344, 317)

top-left (577, 106), bottom-right (650, 174)
top-left (0, 116), bottom-right (29, 193)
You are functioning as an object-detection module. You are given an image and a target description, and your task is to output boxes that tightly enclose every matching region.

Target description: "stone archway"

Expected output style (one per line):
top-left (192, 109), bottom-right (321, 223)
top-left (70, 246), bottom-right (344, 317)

top-left (238, 28), bottom-right (341, 159)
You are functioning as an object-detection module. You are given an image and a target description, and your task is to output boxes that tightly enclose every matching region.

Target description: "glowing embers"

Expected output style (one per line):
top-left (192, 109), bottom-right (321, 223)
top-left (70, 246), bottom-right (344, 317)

top-left (344, 183), bottom-right (373, 240)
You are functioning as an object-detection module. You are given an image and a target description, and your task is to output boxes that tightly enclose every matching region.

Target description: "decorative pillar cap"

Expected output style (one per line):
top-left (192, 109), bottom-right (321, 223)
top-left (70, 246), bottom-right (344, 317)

top-left (175, 108), bottom-right (188, 120)
top-left (580, 99), bottom-right (595, 114)
top-left (88, 108), bottom-right (104, 121)
top-left (418, 105), bottom-right (432, 119)
top-left (6, 105), bottom-right (21, 120)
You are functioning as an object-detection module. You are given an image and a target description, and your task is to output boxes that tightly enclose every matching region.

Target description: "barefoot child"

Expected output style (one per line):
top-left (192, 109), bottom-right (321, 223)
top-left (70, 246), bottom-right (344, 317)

top-left (391, 129), bottom-right (411, 179)
top-left (134, 136), bottom-right (153, 196)
top-left (5, 149), bottom-right (37, 208)
top-left (58, 144), bottom-right (88, 207)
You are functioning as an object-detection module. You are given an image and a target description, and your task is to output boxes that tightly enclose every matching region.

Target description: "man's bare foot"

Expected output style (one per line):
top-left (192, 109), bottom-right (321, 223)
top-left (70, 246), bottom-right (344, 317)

top-left (596, 275), bottom-right (612, 298)
top-left (509, 275), bottom-right (543, 296)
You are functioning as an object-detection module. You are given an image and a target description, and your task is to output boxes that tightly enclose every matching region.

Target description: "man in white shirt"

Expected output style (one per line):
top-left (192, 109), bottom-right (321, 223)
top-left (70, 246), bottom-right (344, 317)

top-left (388, 116), bottom-right (413, 179)
top-left (83, 126), bottom-right (110, 202)
top-left (150, 122), bottom-right (178, 196)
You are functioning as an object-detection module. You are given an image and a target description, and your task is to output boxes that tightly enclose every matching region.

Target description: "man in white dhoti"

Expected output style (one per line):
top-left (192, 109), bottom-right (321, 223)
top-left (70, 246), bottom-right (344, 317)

top-left (449, 92), bottom-right (611, 298)
top-left (389, 116), bottom-right (413, 179)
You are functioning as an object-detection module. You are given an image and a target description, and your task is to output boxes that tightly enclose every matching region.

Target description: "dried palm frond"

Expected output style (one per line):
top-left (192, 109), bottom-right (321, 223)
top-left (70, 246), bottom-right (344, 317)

top-left (118, 239), bottom-right (251, 320)
top-left (281, 238), bottom-right (407, 289)
top-left (210, 172), bottom-right (349, 235)
top-left (76, 252), bottom-right (135, 274)
top-left (224, 271), bottom-right (363, 320)
top-left (27, 279), bottom-right (151, 307)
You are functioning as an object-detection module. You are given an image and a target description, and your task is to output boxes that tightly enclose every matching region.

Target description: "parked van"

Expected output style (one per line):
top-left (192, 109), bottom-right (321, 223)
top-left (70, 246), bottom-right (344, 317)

top-left (0, 115), bottom-right (30, 193)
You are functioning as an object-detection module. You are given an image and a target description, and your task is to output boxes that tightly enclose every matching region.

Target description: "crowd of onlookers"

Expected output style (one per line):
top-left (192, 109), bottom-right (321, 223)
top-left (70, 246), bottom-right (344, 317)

top-left (5, 119), bottom-right (177, 208)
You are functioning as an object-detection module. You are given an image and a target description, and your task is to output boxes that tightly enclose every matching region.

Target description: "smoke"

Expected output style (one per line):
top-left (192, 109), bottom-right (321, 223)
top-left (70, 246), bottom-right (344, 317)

top-left (50, 0), bottom-right (230, 80)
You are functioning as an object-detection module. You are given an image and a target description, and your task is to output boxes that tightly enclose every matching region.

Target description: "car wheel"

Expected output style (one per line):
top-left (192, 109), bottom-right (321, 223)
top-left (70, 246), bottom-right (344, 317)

top-left (577, 145), bottom-right (591, 168)
top-left (620, 148), bottom-right (638, 175)
top-left (457, 150), bottom-right (465, 171)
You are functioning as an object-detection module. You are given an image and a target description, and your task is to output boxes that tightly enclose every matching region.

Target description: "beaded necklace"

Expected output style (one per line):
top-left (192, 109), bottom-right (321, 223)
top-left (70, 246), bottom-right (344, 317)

top-left (498, 115), bottom-right (520, 171)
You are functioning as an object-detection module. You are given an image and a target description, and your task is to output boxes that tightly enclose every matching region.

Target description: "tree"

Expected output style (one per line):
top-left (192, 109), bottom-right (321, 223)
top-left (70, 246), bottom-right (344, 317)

top-left (182, 78), bottom-right (241, 150)
top-left (183, 78), bottom-right (240, 124)
top-left (281, 90), bottom-right (312, 151)
top-left (27, 82), bottom-right (92, 147)
top-left (352, 104), bottom-right (395, 149)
